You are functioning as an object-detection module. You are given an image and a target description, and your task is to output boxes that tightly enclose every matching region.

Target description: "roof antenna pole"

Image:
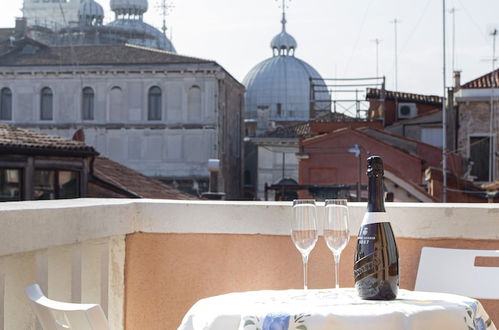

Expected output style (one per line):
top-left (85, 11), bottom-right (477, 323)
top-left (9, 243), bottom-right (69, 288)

top-left (371, 38), bottom-right (381, 78)
top-left (489, 28), bottom-right (497, 183)
top-left (390, 19), bottom-right (400, 92)
top-left (449, 7), bottom-right (458, 74)
top-left (442, 0), bottom-right (448, 203)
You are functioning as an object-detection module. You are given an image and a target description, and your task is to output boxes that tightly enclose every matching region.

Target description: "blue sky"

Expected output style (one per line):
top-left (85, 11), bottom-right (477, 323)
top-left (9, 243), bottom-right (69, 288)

top-left (1, 0), bottom-right (498, 96)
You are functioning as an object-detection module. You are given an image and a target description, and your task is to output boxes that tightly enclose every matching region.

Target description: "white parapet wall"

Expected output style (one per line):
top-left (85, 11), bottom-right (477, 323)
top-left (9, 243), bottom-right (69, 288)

top-left (0, 199), bottom-right (498, 329)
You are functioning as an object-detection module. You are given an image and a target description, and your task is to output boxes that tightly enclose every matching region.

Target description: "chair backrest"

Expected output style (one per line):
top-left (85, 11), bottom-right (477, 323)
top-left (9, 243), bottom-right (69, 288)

top-left (415, 247), bottom-right (499, 299)
top-left (24, 284), bottom-right (110, 330)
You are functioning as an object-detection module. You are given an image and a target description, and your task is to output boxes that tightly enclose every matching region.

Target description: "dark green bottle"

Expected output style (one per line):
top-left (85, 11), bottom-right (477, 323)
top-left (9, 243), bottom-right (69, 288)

top-left (354, 156), bottom-right (399, 300)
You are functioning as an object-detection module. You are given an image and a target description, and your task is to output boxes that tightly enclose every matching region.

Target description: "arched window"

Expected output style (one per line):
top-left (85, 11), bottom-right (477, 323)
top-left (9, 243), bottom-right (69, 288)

top-left (148, 86), bottom-right (162, 121)
top-left (40, 87), bottom-right (53, 120)
top-left (0, 88), bottom-right (12, 120)
top-left (109, 86), bottom-right (123, 122)
top-left (187, 86), bottom-right (202, 121)
top-left (82, 87), bottom-right (95, 120)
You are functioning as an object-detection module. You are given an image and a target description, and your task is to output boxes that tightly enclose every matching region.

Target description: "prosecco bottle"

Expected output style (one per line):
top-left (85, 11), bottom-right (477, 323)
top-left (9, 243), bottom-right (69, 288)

top-left (353, 156), bottom-right (399, 300)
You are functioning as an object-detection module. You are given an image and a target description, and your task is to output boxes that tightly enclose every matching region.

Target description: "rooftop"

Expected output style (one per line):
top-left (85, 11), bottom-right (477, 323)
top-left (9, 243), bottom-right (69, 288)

top-left (0, 124), bottom-right (97, 156)
top-left (460, 69), bottom-right (499, 89)
top-left (92, 157), bottom-right (198, 200)
top-left (0, 38), bottom-right (213, 67)
top-left (366, 88), bottom-right (443, 105)
top-left (259, 112), bottom-right (365, 139)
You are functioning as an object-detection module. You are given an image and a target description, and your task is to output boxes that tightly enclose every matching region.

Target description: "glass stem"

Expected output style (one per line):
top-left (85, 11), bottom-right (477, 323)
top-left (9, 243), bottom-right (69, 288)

top-left (333, 253), bottom-right (341, 289)
top-left (302, 254), bottom-right (309, 290)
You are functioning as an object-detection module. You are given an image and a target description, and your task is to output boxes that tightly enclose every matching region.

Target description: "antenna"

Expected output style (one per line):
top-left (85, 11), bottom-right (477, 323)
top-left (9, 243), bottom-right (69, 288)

top-left (489, 27), bottom-right (498, 71)
top-left (390, 19), bottom-right (401, 92)
top-left (489, 27), bottom-right (497, 183)
top-left (156, 0), bottom-right (175, 36)
top-left (442, 0), bottom-right (448, 203)
top-left (371, 38), bottom-right (381, 78)
top-left (449, 8), bottom-right (459, 73)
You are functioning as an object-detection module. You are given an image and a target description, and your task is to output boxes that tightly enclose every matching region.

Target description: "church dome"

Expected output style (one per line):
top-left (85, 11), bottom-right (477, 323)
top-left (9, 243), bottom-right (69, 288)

top-left (243, 12), bottom-right (329, 123)
top-left (107, 0), bottom-right (175, 52)
top-left (111, 0), bottom-right (148, 16)
top-left (107, 19), bottom-right (176, 52)
top-left (243, 56), bottom-right (326, 122)
top-left (78, 0), bottom-right (104, 26)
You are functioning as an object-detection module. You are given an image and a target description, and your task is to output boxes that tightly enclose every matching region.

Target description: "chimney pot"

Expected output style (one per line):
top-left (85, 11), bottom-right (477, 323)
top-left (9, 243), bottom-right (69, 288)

top-left (15, 17), bottom-right (27, 37)
top-left (453, 71), bottom-right (461, 89)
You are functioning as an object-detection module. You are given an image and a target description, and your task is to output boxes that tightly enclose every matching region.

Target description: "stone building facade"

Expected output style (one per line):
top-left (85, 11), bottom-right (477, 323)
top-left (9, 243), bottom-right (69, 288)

top-left (0, 40), bottom-right (245, 198)
top-left (454, 70), bottom-right (499, 183)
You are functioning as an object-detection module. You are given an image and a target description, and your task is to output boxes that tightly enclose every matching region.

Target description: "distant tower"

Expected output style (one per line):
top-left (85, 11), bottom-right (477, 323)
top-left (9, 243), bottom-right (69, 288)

top-left (243, 0), bottom-right (329, 133)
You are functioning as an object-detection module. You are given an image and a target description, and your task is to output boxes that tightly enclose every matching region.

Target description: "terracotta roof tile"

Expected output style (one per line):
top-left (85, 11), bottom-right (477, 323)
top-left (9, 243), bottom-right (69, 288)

top-left (460, 69), bottom-right (499, 89)
top-left (261, 122), bottom-right (312, 139)
top-left (0, 124), bottom-right (97, 156)
top-left (366, 88), bottom-right (442, 105)
top-left (260, 112), bottom-right (361, 139)
top-left (92, 156), bottom-right (198, 200)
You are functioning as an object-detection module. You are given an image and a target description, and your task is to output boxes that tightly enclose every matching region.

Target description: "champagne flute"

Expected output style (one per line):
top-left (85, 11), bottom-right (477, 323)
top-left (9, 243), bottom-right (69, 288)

top-left (324, 199), bottom-right (350, 289)
top-left (291, 199), bottom-right (318, 290)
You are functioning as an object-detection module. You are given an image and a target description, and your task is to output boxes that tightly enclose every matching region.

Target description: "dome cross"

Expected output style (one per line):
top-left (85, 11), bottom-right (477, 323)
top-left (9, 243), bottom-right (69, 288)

top-left (271, 0), bottom-right (296, 56)
top-left (276, 0), bottom-right (291, 31)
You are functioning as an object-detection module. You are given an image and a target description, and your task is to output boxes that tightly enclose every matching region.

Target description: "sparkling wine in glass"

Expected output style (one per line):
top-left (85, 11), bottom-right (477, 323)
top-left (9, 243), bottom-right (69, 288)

top-left (291, 199), bottom-right (318, 290)
top-left (324, 199), bottom-right (350, 289)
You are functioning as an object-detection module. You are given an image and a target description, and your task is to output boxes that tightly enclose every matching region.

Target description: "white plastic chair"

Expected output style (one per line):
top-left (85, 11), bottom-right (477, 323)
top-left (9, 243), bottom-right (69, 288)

top-left (415, 247), bottom-right (499, 299)
top-left (25, 283), bottom-right (110, 330)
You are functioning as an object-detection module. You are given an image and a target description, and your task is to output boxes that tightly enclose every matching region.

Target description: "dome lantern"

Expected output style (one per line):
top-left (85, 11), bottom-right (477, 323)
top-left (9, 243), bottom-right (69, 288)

top-left (78, 0), bottom-right (104, 27)
top-left (270, 12), bottom-right (297, 56)
top-left (111, 0), bottom-right (149, 19)
top-left (106, 0), bottom-right (176, 52)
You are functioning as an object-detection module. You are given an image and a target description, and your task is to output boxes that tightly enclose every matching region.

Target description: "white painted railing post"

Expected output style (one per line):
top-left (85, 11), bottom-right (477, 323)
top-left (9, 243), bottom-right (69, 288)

top-left (100, 239), bottom-right (110, 316)
top-left (71, 244), bottom-right (82, 303)
top-left (107, 236), bottom-right (125, 330)
top-left (35, 249), bottom-right (48, 330)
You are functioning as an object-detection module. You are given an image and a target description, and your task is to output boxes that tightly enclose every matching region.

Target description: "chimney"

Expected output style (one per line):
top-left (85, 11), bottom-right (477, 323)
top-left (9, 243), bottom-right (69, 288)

top-left (15, 17), bottom-right (27, 37)
top-left (256, 105), bottom-right (270, 134)
top-left (453, 71), bottom-right (461, 89)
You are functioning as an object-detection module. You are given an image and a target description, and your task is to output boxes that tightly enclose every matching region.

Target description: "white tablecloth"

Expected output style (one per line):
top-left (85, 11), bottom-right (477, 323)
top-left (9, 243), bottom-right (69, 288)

top-left (178, 288), bottom-right (496, 330)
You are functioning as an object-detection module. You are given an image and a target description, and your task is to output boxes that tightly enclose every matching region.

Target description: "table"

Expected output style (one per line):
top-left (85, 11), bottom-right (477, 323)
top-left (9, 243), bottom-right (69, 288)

top-left (178, 288), bottom-right (497, 330)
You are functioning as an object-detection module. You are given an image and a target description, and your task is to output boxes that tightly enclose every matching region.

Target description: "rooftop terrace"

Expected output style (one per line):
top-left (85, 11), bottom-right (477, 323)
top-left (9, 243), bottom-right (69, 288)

top-left (1, 199), bottom-right (498, 329)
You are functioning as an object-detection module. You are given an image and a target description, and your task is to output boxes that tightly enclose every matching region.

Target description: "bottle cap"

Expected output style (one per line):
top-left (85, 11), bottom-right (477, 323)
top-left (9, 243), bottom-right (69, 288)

top-left (367, 156), bottom-right (384, 176)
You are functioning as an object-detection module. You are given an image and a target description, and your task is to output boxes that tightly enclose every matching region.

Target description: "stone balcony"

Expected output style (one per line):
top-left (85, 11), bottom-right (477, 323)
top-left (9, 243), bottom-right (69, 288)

top-left (1, 199), bottom-right (499, 329)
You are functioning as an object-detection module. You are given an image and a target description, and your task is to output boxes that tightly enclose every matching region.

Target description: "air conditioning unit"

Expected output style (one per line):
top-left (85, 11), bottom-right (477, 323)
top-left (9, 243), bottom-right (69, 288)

top-left (398, 103), bottom-right (418, 119)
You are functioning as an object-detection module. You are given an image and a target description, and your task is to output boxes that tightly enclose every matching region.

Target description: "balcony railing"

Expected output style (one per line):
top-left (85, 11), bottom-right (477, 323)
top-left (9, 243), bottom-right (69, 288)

top-left (1, 199), bottom-right (499, 329)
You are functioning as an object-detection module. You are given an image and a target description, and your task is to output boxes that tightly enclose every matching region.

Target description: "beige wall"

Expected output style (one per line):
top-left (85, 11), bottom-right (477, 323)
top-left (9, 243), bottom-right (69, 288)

top-left (125, 233), bottom-right (499, 330)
